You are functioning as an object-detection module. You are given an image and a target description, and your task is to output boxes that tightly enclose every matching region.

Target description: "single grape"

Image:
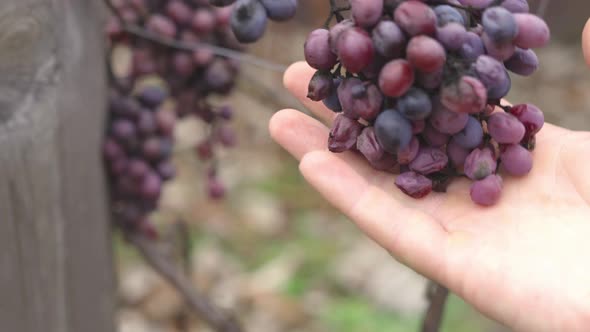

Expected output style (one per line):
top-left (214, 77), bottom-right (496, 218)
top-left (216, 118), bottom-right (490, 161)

top-left (422, 123), bottom-right (450, 147)
top-left (440, 76), bottom-right (487, 114)
top-left (259, 0), bottom-right (297, 21)
top-left (396, 88), bottom-right (432, 121)
top-left (323, 77), bottom-right (343, 112)
top-left (505, 48), bottom-right (539, 76)
top-left (409, 147), bottom-right (449, 175)
top-left (434, 5), bottom-right (465, 26)
top-left (337, 78), bottom-right (383, 121)
top-left (329, 115), bottom-right (364, 153)
top-left (470, 174), bottom-right (503, 206)
top-left (464, 147), bottom-right (498, 180)
top-left (460, 31), bottom-right (485, 60)
top-left (447, 140), bottom-right (470, 168)
top-left (307, 71), bottom-right (334, 101)
top-left (357, 127), bottom-right (385, 163)
top-left (429, 98), bottom-right (469, 135)
top-left (374, 109), bottom-right (413, 153)
top-left (482, 33), bottom-right (516, 61)
top-left (487, 112), bottom-right (526, 144)
top-left (397, 136), bottom-right (420, 165)
top-left (372, 20), bottom-right (406, 59)
top-left (501, 144), bottom-right (533, 176)
top-left (436, 23), bottom-right (467, 52)
top-left (513, 13), bottom-right (550, 49)
top-left (329, 19), bottom-right (355, 54)
top-left (509, 104), bottom-right (545, 138)
top-left (337, 27), bottom-right (375, 73)
top-left (501, 0), bottom-right (529, 13)
top-left (452, 116), bottom-right (484, 149)
top-left (422, 123), bottom-right (451, 148)
top-left (395, 172), bottom-right (433, 199)
top-left (379, 59), bottom-right (415, 98)
top-left (406, 36), bottom-right (446, 73)
top-left (482, 7), bottom-right (518, 43)
top-left (230, 0), bottom-right (268, 43)
top-left (473, 55), bottom-right (512, 99)
top-left (350, 0), bottom-right (384, 28)
top-left (305, 29), bottom-right (337, 70)
top-left (394, 1), bottom-right (437, 36)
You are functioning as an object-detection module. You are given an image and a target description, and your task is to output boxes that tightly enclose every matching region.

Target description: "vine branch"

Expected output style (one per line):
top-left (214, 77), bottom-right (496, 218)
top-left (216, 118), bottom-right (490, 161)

top-left (126, 232), bottom-right (243, 332)
top-left (421, 282), bottom-right (450, 332)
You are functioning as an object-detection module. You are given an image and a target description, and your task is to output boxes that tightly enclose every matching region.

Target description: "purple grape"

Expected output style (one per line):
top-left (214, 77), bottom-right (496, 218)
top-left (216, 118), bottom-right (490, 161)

top-left (307, 71), bottom-right (334, 101)
top-left (457, 0), bottom-right (494, 9)
top-left (357, 127), bottom-right (385, 163)
top-left (329, 115), bottom-right (364, 153)
top-left (329, 19), bottom-right (355, 54)
top-left (396, 88), bottom-right (432, 121)
top-left (338, 78), bottom-right (383, 121)
top-left (128, 159), bottom-right (150, 181)
top-left (394, 1), bottom-right (437, 36)
top-left (452, 116), bottom-right (483, 149)
top-left (436, 23), bottom-right (467, 52)
top-left (157, 161), bottom-right (176, 181)
top-left (103, 139), bottom-right (124, 161)
top-left (473, 55), bottom-right (511, 99)
top-left (482, 33), bottom-right (516, 61)
top-left (395, 172), bottom-right (433, 199)
top-left (440, 76), bottom-right (487, 114)
top-left (464, 147), bottom-right (498, 180)
top-left (460, 32), bottom-right (485, 60)
top-left (192, 9), bottom-right (216, 34)
top-left (416, 68), bottom-right (443, 91)
top-left (112, 119), bottom-right (137, 141)
top-left (434, 5), bottom-right (465, 26)
top-left (501, 0), bottom-right (529, 13)
top-left (372, 20), bottom-right (406, 59)
top-left (509, 104), bottom-right (545, 138)
top-left (368, 154), bottom-right (399, 172)
top-left (409, 147), bottom-right (449, 175)
top-left (350, 0), bottom-right (384, 28)
top-left (374, 109), bottom-right (413, 153)
top-left (337, 27), bottom-right (375, 73)
top-left (482, 7), bottom-right (518, 43)
top-left (513, 14), bottom-right (550, 49)
top-left (470, 174), bottom-right (503, 206)
top-left (259, 0), bottom-right (297, 21)
top-left (487, 112), bottom-right (526, 144)
top-left (422, 123), bottom-right (449, 147)
top-left (230, 0), bottom-right (268, 43)
top-left (379, 59), bottom-right (415, 97)
top-left (501, 144), bottom-right (533, 176)
top-left (505, 48), bottom-right (539, 76)
top-left (447, 140), bottom-right (470, 168)
top-left (397, 136), bottom-right (420, 165)
top-left (323, 77), bottom-right (343, 112)
top-left (429, 98), bottom-right (469, 135)
top-left (406, 36), bottom-right (446, 73)
top-left (137, 86), bottom-right (168, 108)
top-left (146, 15), bottom-right (177, 38)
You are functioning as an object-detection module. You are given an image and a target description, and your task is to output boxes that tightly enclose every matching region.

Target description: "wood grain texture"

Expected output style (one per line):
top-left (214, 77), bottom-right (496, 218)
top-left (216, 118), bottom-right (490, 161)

top-left (0, 1), bottom-right (115, 331)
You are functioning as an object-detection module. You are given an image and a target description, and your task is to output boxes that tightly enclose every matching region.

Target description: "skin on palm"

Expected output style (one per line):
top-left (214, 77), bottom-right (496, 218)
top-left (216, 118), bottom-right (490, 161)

top-left (270, 52), bottom-right (590, 331)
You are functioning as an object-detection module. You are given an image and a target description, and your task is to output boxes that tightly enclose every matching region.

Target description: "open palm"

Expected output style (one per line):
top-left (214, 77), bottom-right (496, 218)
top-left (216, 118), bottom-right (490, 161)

top-left (270, 61), bottom-right (590, 332)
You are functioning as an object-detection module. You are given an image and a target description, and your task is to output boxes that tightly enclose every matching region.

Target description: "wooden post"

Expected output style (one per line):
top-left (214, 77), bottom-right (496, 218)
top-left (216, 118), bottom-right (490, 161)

top-left (0, 1), bottom-right (116, 332)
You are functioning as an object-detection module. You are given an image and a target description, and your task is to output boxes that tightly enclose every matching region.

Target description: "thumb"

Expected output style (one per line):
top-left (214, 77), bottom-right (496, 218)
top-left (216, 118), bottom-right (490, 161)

top-left (583, 18), bottom-right (590, 66)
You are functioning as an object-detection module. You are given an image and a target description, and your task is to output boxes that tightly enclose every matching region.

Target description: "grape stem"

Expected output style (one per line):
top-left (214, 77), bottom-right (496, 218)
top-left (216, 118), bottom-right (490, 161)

top-left (126, 231), bottom-right (244, 332)
top-left (324, 0), bottom-right (351, 28)
top-left (103, 0), bottom-right (288, 73)
top-left (421, 281), bottom-right (450, 332)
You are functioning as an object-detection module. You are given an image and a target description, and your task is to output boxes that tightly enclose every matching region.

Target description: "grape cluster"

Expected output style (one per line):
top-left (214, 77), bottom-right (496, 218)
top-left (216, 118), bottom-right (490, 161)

top-left (304, 0), bottom-right (549, 206)
top-left (105, 0), bottom-right (240, 235)
top-left (209, 0), bottom-right (298, 43)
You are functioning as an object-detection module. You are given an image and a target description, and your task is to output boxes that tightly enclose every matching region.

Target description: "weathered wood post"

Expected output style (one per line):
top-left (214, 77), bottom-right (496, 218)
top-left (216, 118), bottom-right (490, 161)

top-left (0, 1), bottom-right (116, 331)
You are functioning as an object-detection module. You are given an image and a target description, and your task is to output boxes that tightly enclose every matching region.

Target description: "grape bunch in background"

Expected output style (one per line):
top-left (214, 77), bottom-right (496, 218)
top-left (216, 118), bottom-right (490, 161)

top-left (104, 0), bottom-right (239, 235)
top-left (209, 0), bottom-right (298, 43)
top-left (304, 0), bottom-right (549, 206)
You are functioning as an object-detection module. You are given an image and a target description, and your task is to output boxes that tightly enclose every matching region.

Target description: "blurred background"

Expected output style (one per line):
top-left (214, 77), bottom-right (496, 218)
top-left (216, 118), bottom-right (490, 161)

top-left (116, 1), bottom-right (590, 331)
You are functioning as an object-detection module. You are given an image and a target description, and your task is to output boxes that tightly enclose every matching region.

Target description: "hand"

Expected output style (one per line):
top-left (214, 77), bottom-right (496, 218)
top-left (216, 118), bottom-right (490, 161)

top-left (269, 21), bottom-right (590, 332)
